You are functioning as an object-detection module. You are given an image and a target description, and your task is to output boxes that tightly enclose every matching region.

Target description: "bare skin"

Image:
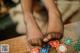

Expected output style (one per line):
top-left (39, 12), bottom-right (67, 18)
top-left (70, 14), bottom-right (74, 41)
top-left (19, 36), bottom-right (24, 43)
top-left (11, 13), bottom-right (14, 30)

top-left (21, 0), bottom-right (43, 46)
top-left (21, 0), bottom-right (63, 52)
top-left (42, 0), bottom-right (63, 42)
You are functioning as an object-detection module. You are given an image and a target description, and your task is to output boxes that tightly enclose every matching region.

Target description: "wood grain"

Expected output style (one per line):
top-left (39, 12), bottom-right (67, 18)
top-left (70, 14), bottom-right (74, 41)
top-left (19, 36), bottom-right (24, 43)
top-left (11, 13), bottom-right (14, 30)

top-left (0, 22), bottom-right (80, 53)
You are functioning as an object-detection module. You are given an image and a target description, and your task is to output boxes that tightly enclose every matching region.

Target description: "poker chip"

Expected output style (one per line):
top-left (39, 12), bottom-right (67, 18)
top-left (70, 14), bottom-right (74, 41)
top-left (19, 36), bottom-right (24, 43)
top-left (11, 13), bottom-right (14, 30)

top-left (49, 40), bottom-right (60, 48)
top-left (57, 44), bottom-right (67, 53)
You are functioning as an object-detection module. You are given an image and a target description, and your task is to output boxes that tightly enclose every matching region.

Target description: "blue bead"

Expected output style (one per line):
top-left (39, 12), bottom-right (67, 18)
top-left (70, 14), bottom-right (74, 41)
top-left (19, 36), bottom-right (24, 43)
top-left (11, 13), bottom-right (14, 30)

top-left (40, 44), bottom-right (50, 53)
top-left (45, 44), bottom-right (51, 47)
top-left (40, 48), bottom-right (46, 53)
top-left (40, 48), bottom-right (49, 53)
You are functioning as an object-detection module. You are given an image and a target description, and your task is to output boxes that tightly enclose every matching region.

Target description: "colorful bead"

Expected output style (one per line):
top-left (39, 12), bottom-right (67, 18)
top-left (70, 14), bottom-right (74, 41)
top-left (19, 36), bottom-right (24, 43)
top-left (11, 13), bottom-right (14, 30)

top-left (40, 44), bottom-right (50, 53)
top-left (57, 44), bottom-right (67, 53)
top-left (55, 33), bottom-right (62, 39)
top-left (40, 48), bottom-right (49, 53)
top-left (49, 40), bottom-right (60, 48)
top-left (73, 37), bottom-right (80, 51)
top-left (47, 32), bottom-right (62, 39)
top-left (31, 48), bottom-right (40, 53)
top-left (64, 37), bottom-right (72, 45)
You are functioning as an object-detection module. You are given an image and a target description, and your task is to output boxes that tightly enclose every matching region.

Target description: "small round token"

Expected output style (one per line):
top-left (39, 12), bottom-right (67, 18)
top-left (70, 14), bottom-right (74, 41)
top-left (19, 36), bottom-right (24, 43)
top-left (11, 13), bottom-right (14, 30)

top-left (57, 44), bottom-right (67, 53)
top-left (49, 40), bottom-right (60, 48)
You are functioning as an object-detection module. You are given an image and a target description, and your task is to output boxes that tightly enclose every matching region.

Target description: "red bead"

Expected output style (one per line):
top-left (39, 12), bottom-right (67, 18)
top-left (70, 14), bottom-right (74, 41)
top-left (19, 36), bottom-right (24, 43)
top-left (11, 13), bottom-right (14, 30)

top-left (49, 40), bottom-right (60, 48)
top-left (55, 33), bottom-right (61, 39)
top-left (31, 48), bottom-right (40, 53)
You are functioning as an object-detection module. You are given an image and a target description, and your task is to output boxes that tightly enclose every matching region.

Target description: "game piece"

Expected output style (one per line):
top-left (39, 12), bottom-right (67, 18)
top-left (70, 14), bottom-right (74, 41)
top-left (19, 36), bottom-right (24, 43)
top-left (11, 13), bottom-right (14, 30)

top-left (49, 40), bottom-right (60, 48)
top-left (57, 44), bottom-right (67, 53)
top-left (73, 37), bottom-right (80, 51)
top-left (40, 44), bottom-right (50, 53)
top-left (64, 37), bottom-right (72, 45)
top-left (55, 33), bottom-right (62, 39)
top-left (31, 48), bottom-right (40, 53)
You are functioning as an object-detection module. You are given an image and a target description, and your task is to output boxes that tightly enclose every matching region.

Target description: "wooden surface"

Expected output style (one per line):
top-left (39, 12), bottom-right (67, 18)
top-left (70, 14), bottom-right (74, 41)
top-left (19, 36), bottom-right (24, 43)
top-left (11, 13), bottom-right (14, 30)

top-left (0, 22), bottom-right (80, 53)
top-left (0, 35), bottom-right (27, 53)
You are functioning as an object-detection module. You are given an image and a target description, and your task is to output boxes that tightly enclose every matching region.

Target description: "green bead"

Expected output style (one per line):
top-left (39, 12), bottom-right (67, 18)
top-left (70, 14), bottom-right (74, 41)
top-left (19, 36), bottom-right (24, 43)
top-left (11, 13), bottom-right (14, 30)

top-left (73, 37), bottom-right (80, 51)
top-left (64, 37), bottom-right (72, 45)
top-left (74, 45), bottom-right (80, 51)
top-left (77, 37), bottom-right (80, 42)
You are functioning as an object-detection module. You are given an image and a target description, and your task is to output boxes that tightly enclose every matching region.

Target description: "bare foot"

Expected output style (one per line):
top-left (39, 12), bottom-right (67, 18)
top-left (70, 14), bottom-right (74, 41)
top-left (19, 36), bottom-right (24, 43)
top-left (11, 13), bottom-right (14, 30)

top-left (26, 36), bottom-right (41, 53)
top-left (43, 10), bottom-right (63, 42)
top-left (41, 0), bottom-right (63, 42)
top-left (25, 13), bottom-right (44, 46)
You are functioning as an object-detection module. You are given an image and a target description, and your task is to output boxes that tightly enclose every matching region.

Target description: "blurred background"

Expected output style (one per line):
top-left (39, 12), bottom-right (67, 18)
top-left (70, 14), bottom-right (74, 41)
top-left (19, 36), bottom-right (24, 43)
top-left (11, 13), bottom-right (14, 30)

top-left (0, 0), bottom-right (80, 40)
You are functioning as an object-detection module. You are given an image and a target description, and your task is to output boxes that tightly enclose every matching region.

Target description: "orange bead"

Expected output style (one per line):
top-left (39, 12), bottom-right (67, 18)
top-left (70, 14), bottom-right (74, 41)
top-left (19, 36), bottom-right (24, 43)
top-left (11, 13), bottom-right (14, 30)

top-left (49, 40), bottom-right (60, 48)
top-left (31, 48), bottom-right (40, 53)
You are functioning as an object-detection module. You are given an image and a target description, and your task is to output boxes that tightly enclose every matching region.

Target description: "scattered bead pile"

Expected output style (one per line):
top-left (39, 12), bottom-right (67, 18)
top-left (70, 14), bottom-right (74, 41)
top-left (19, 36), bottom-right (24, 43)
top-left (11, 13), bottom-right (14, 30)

top-left (31, 40), bottom-right (67, 53)
top-left (31, 34), bottom-right (80, 53)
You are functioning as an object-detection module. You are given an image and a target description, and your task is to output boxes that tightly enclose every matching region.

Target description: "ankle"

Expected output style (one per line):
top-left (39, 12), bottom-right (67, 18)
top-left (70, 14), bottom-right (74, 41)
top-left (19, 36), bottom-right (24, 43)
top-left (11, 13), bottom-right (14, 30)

top-left (47, 23), bottom-right (63, 33)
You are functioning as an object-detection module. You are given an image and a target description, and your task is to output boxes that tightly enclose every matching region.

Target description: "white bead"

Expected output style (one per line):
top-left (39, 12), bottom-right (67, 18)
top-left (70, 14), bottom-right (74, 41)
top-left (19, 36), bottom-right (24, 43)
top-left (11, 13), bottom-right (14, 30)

top-left (57, 44), bottom-right (67, 53)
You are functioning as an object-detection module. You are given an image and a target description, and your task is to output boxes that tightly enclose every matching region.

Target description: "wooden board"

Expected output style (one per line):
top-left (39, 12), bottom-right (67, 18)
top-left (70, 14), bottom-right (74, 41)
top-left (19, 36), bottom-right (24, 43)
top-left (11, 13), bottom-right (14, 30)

top-left (0, 22), bottom-right (80, 53)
